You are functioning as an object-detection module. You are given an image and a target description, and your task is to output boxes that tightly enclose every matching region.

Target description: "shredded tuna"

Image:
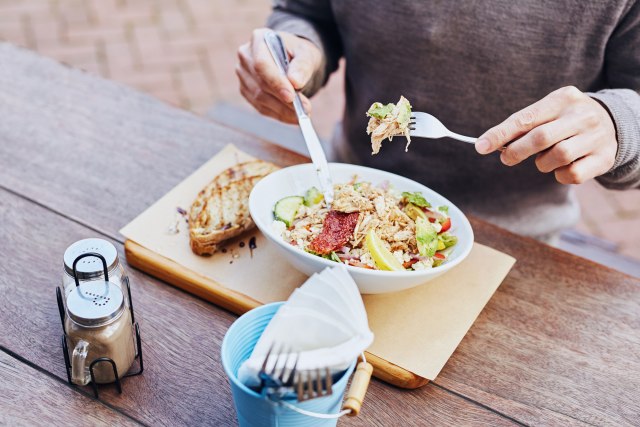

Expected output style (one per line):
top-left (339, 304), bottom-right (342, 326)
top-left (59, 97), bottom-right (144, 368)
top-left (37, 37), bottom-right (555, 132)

top-left (273, 180), bottom-right (456, 270)
top-left (366, 96), bottom-right (412, 154)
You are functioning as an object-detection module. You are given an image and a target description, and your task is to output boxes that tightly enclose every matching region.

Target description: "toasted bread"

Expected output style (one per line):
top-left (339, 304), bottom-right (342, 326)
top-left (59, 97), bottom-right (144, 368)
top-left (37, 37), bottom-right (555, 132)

top-left (189, 160), bottom-right (278, 255)
top-left (212, 160), bottom-right (279, 188)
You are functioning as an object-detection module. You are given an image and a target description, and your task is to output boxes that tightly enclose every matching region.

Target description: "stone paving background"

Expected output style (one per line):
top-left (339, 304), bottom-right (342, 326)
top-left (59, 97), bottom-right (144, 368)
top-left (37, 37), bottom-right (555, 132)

top-left (1, 0), bottom-right (638, 260)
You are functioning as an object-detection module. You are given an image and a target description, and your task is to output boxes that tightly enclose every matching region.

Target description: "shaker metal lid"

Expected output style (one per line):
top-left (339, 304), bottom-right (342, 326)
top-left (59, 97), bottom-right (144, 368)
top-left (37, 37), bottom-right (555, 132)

top-left (66, 280), bottom-right (125, 327)
top-left (64, 238), bottom-right (118, 279)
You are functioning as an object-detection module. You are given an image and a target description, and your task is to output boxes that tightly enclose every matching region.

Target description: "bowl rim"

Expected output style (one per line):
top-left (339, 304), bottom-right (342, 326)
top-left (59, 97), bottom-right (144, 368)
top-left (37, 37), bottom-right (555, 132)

top-left (249, 162), bottom-right (474, 278)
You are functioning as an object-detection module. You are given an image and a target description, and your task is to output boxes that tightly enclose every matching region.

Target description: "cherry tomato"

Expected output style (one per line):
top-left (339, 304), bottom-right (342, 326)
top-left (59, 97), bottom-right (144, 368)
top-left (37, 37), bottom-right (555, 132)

top-left (439, 217), bottom-right (451, 233)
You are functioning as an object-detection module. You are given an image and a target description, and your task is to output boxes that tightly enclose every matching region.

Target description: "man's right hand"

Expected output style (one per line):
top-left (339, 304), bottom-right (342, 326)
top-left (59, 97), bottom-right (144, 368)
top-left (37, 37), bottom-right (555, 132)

top-left (237, 28), bottom-right (322, 124)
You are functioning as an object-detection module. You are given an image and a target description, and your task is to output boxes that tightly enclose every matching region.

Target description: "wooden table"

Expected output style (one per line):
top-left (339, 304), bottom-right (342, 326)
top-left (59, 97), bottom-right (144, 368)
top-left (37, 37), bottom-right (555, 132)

top-left (1, 43), bottom-right (639, 426)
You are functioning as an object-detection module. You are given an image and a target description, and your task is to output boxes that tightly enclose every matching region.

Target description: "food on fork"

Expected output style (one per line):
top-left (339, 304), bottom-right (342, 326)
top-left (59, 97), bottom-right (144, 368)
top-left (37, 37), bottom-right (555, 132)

top-left (272, 179), bottom-right (457, 271)
top-left (189, 160), bottom-right (279, 255)
top-left (366, 96), bottom-right (413, 155)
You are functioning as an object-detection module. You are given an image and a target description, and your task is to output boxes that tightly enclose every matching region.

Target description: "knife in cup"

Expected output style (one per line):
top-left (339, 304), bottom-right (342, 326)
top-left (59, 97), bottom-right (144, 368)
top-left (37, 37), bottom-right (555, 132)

top-left (263, 30), bottom-right (334, 205)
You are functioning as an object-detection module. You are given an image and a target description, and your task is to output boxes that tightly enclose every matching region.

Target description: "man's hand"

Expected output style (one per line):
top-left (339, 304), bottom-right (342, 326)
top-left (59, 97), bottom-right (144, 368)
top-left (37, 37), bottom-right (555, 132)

top-left (475, 86), bottom-right (618, 184)
top-left (237, 28), bottom-right (322, 124)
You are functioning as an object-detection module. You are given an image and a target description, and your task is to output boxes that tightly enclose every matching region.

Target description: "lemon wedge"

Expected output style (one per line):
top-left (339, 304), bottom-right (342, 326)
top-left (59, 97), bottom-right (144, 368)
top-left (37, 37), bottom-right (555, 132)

top-left (365, 229), bottom-right (405, 271)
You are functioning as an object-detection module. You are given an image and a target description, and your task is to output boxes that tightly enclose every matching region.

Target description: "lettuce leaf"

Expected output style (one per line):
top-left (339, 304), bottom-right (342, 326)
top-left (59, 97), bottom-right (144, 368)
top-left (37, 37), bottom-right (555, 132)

top-left (395, 96), bottom-right (412, 126)
top-left (439, 232), bottom-right (458, 248)
top-left (402, 191), bottom-right (431, 208)
top-left (416, 217), bottom-right (439, 257)
top-left (367, 102), bottom-right (395, 119)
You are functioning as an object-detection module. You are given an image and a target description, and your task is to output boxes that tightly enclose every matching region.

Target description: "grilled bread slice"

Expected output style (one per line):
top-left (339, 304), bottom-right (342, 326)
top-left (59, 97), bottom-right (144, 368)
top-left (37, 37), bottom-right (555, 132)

top-left (212, 160), bottom-right (279, 188)
top-left (189, 160), bottom-right (278, 255)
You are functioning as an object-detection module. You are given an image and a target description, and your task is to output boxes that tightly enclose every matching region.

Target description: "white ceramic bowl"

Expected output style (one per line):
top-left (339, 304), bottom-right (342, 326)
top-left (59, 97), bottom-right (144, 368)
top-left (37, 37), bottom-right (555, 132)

top-left (249, 163), bottom-right (474, 294)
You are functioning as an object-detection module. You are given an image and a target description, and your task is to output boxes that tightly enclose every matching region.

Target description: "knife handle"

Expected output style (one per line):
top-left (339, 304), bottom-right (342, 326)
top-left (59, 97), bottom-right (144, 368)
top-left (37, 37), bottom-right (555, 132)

top-left (264, 30), bottom-right (307, 118)
top-left (264, 30), bottom-right (289, 73)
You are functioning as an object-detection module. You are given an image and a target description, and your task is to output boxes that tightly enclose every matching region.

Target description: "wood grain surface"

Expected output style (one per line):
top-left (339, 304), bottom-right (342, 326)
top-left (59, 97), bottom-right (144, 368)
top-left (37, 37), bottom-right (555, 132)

top-left (0, 186), bottom-right (515, 427)
top-left (0, 351), bottom-right (140, 426)
top-left (437, 224), bottom-right (640, 426)
top-left (1, 42), bottom-right (639, 425)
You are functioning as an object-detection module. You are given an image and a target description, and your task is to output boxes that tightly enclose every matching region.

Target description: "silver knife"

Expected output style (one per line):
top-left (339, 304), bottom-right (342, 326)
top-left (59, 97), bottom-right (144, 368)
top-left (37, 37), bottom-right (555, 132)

top-left (263, 30), bottom-right (334, 205)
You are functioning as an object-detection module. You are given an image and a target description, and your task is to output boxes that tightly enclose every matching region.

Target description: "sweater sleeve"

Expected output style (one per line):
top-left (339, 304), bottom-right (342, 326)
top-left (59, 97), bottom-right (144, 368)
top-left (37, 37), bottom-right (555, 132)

top-left (266, 0), bottom-right (342, 97)
top-left (588, 1), bottom-right (640, 190)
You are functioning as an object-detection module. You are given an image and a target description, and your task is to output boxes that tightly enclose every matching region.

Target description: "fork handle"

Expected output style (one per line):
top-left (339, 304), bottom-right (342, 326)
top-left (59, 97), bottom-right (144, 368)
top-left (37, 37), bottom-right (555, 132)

top-left (447, 132), bottom-right (477, 145)
top-left (342, 362), bottom-right (373, 417)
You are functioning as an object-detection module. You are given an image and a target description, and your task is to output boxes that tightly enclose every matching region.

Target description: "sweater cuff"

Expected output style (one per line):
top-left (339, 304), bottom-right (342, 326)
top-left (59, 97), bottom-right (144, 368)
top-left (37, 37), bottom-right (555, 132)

top-left (266, 11), bottom-right (328, 97)
top-left (588, 89), bottom-right (640, 189)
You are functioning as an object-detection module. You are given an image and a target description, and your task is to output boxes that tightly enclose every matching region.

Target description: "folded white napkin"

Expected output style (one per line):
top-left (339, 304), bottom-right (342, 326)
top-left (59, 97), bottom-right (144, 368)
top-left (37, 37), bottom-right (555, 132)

top-left (238, 265), bottom-right (374, 387)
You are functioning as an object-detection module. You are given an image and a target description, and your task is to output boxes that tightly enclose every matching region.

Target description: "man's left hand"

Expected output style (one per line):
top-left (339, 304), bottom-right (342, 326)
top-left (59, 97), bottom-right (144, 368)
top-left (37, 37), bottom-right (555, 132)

top-left (475, 86), bottom-right (617, 184)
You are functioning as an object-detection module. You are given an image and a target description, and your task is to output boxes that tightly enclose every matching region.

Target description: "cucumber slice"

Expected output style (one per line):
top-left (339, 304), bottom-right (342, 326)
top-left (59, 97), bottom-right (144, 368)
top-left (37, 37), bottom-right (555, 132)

top-left (304, 186), bottom-right (324, 206)
top-left (274, 196), bottom-right (304, 227)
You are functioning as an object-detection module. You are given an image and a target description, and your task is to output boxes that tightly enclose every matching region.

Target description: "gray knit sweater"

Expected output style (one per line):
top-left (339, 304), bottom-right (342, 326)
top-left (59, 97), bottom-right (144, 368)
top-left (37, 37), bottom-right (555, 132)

top-left (267, 1), bottom-right (640, 238)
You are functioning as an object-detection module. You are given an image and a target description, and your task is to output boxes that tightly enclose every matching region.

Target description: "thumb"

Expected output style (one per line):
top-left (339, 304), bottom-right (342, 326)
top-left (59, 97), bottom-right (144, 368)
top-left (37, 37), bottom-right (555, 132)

top-left (286, 46), bottom-right (318, 90)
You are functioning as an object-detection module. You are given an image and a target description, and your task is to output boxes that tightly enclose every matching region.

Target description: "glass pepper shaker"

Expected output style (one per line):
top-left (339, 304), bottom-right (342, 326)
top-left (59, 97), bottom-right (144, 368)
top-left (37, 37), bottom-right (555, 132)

top-left (65, 253), bottom-right (137, 386)
top-left (62, 238), bottom-right (130, 307)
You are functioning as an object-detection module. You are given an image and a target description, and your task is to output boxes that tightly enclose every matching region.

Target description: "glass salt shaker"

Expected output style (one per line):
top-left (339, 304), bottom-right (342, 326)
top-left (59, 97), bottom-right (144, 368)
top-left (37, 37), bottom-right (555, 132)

top-left (62, 238), bottom-right (130, 307)
top-left (65, 254), bottom-right (136, 386)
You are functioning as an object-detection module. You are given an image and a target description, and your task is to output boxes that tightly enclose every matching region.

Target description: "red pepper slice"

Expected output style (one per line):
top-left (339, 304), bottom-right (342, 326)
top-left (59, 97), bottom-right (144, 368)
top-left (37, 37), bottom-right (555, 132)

top-left (309, 211), bottom-right (360, 255)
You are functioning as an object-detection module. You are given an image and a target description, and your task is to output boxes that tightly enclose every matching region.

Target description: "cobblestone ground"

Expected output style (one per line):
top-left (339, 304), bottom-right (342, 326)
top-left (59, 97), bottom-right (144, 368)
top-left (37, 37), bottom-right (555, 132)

top-left (1, 0), bottom-right (637, 260)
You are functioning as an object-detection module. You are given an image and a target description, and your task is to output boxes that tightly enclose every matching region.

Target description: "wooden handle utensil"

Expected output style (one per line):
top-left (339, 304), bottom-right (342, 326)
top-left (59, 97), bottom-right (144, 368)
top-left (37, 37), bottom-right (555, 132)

top-left (342, 361), bottom-right (373, 416)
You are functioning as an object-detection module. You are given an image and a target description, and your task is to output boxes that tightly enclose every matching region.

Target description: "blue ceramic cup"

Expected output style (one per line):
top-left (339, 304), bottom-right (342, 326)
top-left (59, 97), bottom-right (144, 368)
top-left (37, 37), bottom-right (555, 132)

top-left (221, 302), bottom-right (356, 427)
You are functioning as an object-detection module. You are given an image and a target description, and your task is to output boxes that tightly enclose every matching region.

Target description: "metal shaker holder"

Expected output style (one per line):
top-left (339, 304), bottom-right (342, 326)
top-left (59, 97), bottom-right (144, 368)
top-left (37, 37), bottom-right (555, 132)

top-left (56, 252), bottom-right (144, 398)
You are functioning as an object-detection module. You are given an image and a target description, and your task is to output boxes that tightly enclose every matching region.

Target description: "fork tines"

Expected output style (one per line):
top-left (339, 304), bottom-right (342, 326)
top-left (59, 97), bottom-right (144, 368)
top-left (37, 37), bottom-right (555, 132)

top-left (258, 344), bottom-right (298, 392)
top-left (258, 346), bottom-right (333, 402)
top-left (296, 367), bottom-right (333, 402)
top-left (409, 115), bottom-right (417, 131)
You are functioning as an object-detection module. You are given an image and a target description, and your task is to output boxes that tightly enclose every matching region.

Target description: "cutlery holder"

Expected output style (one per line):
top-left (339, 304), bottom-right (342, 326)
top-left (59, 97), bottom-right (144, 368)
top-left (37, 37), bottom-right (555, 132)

top-left (221, 302), bottom-right (371, 427)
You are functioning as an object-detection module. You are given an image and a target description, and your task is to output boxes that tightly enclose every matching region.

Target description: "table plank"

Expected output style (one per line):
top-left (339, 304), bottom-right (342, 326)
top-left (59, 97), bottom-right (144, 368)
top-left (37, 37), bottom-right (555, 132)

top-left (0, 43), bottom-right (306, 240)
top-left (436, 224), bottom-right (640, 426)
top-left (1, 42), bottom-right (639, 425)
top-left (0, 188), bottom-right (516, 426)
top-left (0, 350), bottom-right (140, 426)
top-left (0, 188), bottom-right (238, 426)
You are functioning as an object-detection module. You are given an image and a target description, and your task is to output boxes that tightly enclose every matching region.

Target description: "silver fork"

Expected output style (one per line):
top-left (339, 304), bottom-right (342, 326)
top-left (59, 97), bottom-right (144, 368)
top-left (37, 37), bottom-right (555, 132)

top-left (258, 344), bottom-right (298, 398)
top-left (409, 112), bottom-right (477, 144)
top-left (296, 367), bottom-right (333, 402)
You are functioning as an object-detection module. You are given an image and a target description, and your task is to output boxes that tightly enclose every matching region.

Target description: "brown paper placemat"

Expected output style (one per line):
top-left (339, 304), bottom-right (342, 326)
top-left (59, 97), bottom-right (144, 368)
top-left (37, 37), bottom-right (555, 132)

top-left (120, 144), bottom-right (515, 381)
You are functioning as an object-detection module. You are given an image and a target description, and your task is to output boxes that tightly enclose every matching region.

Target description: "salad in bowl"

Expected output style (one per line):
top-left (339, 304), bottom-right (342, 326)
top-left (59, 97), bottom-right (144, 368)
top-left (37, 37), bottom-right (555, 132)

top-left (272, 180), bottom-right (458, 272)
top-left (249, 163), bottom-right (473, 294)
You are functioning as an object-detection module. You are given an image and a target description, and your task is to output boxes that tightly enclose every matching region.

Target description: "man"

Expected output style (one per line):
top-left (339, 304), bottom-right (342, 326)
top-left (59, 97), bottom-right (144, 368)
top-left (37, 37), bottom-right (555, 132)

top-left (237, 1), bottom-right (640, 241)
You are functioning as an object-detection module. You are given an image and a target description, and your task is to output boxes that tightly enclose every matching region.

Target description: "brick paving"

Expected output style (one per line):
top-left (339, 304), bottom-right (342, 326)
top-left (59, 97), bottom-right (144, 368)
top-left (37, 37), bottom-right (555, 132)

top-left (0, 0), bottom-right (637, 260)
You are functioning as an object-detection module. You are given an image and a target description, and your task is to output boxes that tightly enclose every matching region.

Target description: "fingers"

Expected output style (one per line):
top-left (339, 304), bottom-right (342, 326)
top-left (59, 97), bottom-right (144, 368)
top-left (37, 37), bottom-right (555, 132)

top-left (246, 32), bottom-right (296, 103)
top-left (236, 62), bottom-right (299, 124)
top-left (473, 85), bottom-right (617, 185)
top-left (237, 29), bottom-right (321, 124)
top-left (534, 134), bottom-right (597, 173)
top-left (500, 116), bottom-right (581, 166)
top-left (297, 93), bottom-right (313, 114)
top-left (286, 43), bottom-right (319, 90)
top-left (554, 153), bottom-right (612, 185)
top-left (477, 86), bottom-right (583, 154)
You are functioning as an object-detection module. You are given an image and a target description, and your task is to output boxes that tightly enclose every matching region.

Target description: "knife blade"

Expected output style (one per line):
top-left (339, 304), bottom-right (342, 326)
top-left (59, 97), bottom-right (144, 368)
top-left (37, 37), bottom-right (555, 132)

top-left (263, 30), bottom-right (334, 204)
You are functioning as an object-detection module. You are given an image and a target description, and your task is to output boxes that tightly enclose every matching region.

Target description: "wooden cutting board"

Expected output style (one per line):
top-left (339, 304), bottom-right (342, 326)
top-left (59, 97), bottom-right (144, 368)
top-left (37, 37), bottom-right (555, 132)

top-left (124, 239), bottom-right (428, 388)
